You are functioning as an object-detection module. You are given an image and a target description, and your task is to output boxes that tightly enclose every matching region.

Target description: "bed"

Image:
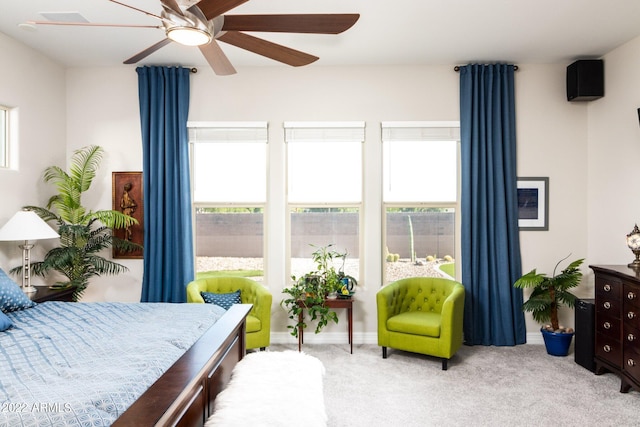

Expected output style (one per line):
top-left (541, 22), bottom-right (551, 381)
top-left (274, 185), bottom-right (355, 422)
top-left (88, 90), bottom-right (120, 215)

top-left (0, 297), bottom-right (250, 427)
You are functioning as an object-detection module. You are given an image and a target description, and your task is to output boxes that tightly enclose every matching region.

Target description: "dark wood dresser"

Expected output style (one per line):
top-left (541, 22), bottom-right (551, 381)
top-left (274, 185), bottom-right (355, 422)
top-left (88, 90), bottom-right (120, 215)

top-left (590, 265), bottom-right (640, 393)
top-left (30, 285), bottom-right (75, 303)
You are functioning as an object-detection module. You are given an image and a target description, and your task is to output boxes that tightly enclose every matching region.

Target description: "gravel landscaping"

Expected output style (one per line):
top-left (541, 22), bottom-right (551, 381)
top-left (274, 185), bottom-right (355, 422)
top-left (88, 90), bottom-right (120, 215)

top-left (196, 257), bottom-right (453, 283)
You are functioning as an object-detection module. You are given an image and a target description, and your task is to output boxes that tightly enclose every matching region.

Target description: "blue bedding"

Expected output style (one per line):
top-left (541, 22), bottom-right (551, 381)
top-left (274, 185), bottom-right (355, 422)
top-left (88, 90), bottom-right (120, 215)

top-left (0, 301), bottom-right (226, 426)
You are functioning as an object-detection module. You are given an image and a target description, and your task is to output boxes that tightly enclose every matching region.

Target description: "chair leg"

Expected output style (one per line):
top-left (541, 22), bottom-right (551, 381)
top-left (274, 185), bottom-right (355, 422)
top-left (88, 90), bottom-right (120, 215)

top-left (382, 347), bottom-right (387, 359)
top-left (260, 347), bottom-right (266, 351)
top-left (442, 358), bottom-right (448, 370)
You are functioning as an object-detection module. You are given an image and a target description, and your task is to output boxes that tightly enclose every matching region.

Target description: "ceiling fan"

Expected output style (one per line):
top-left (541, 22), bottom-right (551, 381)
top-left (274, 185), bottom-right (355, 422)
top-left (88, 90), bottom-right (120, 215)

top-left (26, 0), bottom-right (360, 76)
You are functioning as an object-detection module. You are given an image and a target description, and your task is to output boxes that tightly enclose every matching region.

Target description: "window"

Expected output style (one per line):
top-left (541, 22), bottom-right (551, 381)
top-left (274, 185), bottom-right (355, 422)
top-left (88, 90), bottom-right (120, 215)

top-left (382, 122), bottom-right (460, 284)
top-left (189, 122), bottom-right (268, 280)
top-left (285, 122), bottom-right (364, 282)
top-left (0, 105), bottom-right (9, 168)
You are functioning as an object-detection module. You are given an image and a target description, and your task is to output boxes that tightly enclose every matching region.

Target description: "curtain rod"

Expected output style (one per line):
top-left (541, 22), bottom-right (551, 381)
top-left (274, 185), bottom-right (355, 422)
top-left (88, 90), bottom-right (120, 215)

top-left (190, 68), bottom-right (198, 73)
top-left (453, 65), bottom-right (519, 71)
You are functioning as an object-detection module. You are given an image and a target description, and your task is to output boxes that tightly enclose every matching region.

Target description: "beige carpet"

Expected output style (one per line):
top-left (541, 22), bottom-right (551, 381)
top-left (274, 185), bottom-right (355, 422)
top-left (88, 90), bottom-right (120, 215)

top-left (269, 343), bottom-right (639, 427)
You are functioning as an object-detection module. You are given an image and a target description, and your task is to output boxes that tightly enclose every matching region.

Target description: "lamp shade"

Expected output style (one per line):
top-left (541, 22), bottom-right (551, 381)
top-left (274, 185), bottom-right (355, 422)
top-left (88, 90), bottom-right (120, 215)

top-left (0, 210), bottom-right (59, 241)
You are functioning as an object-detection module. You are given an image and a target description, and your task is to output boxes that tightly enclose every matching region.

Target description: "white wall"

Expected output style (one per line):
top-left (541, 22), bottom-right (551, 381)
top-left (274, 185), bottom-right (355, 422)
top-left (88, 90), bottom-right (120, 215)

top-left (588, 36), bottom-right (640, 267)
top-left (60, 61), bottom-right (594, 342)
top-left (12, 30), bottom-right (637, 341)
top-left (0, 33), bottom-right (67, 277)
top-left (515, 64), bottom-right (590, 331)
top-left (65, 68), bottom-right (144, 302)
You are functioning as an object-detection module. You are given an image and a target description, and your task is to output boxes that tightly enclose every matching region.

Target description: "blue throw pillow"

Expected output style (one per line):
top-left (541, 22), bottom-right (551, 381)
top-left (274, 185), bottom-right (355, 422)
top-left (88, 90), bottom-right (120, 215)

top-left (0, 268), bottom-right (36, 313)
top-left (0, 311), bottom-right (13, 331)
top-left (201, 290), bottom-right (241, 310)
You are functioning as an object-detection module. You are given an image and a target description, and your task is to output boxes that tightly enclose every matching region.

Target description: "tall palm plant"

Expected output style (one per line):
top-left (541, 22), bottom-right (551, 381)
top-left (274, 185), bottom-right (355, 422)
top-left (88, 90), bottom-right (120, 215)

top-left (11, 145), bottom-right (140, 300)
top-left (513, 256), bottom-right (583, 330)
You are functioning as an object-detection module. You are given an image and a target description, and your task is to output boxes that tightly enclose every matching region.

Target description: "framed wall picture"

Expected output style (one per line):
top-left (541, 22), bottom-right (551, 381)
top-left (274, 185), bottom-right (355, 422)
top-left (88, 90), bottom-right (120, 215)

top-left (112, 172), bottom-right (144, 258)
top-left (517, 177), bottom-right (549, 231)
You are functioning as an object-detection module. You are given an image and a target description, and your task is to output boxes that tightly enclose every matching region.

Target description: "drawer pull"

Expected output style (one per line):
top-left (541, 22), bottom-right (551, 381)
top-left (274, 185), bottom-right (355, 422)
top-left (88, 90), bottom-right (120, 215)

top-left (628, 333), bottom-right (636, 342)
top-left (604, 301), bottom-right (611, 309)
top-left (628, 291), bottom-right (637, 300)
top-left (627, 359), bottom-right (636, 367)
top-left (603, 321), bottom-right (611, 330)
top-left (604, 345), bottom-right (611, 353)
top-left (628, 311), bottom-right (637, 320)
top-left (604, 284), bottom-right (611, 292)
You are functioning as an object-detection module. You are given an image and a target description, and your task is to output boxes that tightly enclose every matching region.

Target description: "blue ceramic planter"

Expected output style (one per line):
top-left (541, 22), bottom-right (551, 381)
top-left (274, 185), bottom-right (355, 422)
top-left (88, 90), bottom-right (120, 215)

top-left (541, 328), bottom-right (574, 356)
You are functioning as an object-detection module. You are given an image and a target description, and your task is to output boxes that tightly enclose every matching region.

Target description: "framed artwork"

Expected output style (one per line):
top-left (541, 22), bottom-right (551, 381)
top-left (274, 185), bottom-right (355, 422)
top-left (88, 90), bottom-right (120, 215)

top-left (112, 172), bottom-right (144, 258)
top-left (517, 177), bottom-right (549, 231)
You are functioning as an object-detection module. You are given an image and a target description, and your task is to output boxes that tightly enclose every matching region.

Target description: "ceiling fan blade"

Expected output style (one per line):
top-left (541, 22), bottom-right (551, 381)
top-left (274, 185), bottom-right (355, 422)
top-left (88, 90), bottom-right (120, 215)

top-left (199, 40), bottom-right (237, 75)
top-left (123, 38), bottom-right (172, 64)
top-left (193, 0), bottom-right (249, 21)
top-left (217, 31), bottom-right (318, 67)
top-left (161, 0), bottom-right (184, 16)
top-left (222, 14), bottom-right (360, 34)
top-left (26, 20), bottom-right (161, 29)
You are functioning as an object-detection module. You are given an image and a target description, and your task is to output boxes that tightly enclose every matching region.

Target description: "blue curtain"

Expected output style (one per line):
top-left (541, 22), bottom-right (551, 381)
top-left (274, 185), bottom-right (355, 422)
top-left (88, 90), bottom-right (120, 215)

top-left (459, 64), bottom-right (526, 345)
top-left (136, 66), bottom-right (193, 303)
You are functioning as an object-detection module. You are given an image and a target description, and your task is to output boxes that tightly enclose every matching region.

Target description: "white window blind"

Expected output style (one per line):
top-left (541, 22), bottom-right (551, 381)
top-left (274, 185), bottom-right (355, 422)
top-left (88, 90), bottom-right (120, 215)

top-left (284, 121), bottom-right (365, 143)
top-left (189, 122), bottom-right (268, 203)
top-left (188, 121), bottom-right (268, 143)
top-left (285, 122), bottom-right (364, 203)
top-left (381, 121), bottom-right (460, 142)
top-left (382, 121), bottom-right (459, 203)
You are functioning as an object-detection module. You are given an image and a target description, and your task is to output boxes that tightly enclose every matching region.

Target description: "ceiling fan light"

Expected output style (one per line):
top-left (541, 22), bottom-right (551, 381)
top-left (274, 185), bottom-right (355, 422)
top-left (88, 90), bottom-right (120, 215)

top-left (166, 26), bottom-right (211, 46)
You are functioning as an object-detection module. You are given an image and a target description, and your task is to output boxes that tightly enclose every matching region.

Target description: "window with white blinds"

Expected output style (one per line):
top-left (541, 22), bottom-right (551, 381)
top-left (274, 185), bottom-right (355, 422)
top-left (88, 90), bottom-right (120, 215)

top-left (284, 121), bottom-right (365, 285)
top-left (188, 121), bottom-right (268, 279)
top-left (381, 122), bottom-right (460, 283)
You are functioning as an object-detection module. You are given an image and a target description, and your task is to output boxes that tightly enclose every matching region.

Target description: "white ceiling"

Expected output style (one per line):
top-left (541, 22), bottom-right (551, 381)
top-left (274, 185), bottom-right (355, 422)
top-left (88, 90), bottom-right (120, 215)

top-left (1, 0), bottom-right (640, 71)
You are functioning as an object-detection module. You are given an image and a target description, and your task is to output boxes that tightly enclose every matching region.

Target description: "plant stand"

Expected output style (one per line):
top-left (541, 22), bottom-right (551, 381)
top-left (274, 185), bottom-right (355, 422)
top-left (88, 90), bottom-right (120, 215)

top-left (298, 298), bottom-right (353, 354)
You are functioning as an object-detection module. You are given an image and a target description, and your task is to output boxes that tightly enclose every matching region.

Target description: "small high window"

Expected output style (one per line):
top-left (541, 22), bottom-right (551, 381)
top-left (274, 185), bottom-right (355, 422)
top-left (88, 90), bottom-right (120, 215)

top-left (0, 106), bottom-right (9, 168)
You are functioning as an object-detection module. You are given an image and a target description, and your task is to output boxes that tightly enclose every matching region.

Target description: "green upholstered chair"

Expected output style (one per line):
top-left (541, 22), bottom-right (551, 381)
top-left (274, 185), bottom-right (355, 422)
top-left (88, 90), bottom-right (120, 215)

top-left (187, 277), bottom-right (272, 351)
top-left (377, 277), bottom-right (465, 370)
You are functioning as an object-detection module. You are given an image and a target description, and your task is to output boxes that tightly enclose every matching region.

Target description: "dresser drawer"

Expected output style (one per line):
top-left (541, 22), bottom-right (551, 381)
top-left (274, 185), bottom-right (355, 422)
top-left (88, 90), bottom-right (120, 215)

top-left (596, 297), bottom-right (621, 318)
top-left (596, 332), bottom-right (622, 366)
top-left (623, 346), bottom-right (640, 384)
top-left (596, 274), bottom-right (622, 300)
top-left (623, 283), bottom-right (640, 311)
top-left (596, 312), bottom-right (621, 337)
top-left (624, 322), bottom-right (640, 350)
top-left (623, 306), bottom-right (640, 325)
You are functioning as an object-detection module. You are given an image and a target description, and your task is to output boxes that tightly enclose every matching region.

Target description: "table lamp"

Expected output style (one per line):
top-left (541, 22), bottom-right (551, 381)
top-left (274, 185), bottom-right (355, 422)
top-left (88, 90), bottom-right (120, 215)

top-left (0, 210), bottom-right (59, 294)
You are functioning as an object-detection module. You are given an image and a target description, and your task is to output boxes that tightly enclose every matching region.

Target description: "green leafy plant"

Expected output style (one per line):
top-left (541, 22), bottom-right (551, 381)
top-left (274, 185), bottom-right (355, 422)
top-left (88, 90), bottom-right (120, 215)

top-left (281, 244), bottom-right (354, 337)
top-left (10, 145), bottom-right (141, 300)
top-left (513, 255), bottom-right (584, 332)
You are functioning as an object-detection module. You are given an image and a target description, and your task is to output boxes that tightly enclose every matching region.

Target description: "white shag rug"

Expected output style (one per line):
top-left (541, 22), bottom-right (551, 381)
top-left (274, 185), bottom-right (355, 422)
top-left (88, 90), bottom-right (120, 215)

top-left (205, 350), bottom-right (327, 427)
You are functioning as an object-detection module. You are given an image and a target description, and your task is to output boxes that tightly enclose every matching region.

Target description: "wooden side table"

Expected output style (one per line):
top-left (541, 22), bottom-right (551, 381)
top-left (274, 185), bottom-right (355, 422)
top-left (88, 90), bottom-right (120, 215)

top-left (30, 286), bottom-right (75, 303)
top-left (298, 297), bottom-right (353, 354)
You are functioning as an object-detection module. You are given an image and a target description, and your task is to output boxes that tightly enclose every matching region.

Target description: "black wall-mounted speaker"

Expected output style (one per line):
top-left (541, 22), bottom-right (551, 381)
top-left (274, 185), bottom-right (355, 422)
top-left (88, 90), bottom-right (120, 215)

top-left (566, 60), bottom-right (604, 102)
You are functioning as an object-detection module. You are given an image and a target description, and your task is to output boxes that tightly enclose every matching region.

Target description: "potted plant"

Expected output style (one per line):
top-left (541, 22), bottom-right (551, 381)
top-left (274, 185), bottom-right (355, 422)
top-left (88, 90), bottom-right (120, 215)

top-left (10, 145), bottom-right (141, 301)
top-left (281, 244), bottom-right (355, 338)
top-left (513, 255), bottom-right (584, 356)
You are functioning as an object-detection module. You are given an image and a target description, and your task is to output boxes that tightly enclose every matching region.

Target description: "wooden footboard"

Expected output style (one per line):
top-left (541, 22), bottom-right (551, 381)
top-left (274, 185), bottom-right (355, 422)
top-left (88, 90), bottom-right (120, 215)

top-left (113, 304), bottom-right (251, 427)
